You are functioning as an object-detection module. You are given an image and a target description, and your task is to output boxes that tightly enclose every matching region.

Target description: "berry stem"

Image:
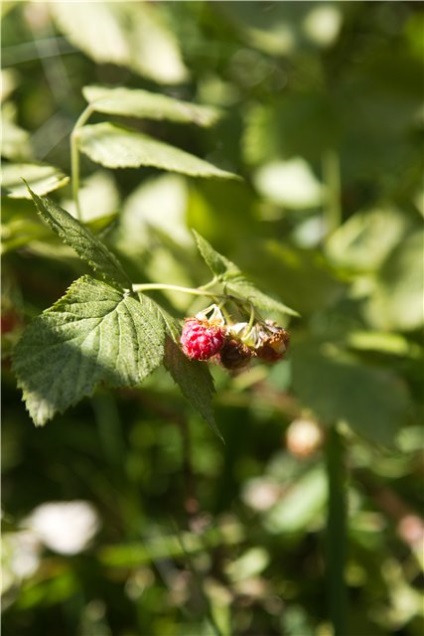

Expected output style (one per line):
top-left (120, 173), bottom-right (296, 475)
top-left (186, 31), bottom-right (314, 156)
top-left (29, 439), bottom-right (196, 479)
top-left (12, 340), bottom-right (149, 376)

top-left (70, 104), bottom-right (94, 222)
top-left (325, 423), bottom-right (348, 635)
top-left (247, 300), bottom-right (256, 333)
top-left (132, 283), bottom-right (224, 299)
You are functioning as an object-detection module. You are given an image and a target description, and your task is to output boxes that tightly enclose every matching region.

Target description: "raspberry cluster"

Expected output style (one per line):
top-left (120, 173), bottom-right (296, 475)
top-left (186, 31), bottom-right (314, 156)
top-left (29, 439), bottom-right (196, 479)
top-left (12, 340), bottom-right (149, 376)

top-left (180, 307), bottom-right (289, 370)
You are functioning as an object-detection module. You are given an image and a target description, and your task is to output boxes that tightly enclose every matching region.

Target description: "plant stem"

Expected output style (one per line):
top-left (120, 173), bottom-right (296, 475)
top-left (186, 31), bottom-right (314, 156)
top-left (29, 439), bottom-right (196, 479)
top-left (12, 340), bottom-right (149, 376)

top-left (132, 282), bottom-right (223, 299)
top-left (70, 104), bottom-right (93, 222)
top-left (325, 424), bottom-right (348, 636)
top-left (323, 149), bottom-right (341, 234)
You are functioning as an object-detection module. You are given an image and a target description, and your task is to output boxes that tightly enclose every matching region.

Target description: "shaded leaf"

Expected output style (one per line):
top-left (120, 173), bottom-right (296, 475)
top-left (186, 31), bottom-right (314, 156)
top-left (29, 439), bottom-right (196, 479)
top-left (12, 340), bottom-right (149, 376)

top-left (243, 95), bottom-right (338, 166)
top-left (83, 85), bottom-right (220, 127)
top-left (326, 207), bottom-right (411, 272)
top-left (193, 231), bottom-right (299, 317)
top-left (164, 336), bottom-right (221, 439)
top-left (77, 123), bottom-right (238, 179)
top-left (235, 239), bottom-right (344, 316)
top-left (12, 276), bottom-right (165, 426)
top-left (1, 198), bottom-right (49, 255)
top-left (2, 163), bottom-right (69, 198)
top-left (292, 344), bottom-right (411, 444)
top-left (150, 304), bottom-right (221, 438)
top-left (226, 278), bottom-right (300, 319)
top-left (28, 188), bottom-right (131, 290)
top-left (193, 229), bottom-right (239, 279)
top-left (364, 229), bottom-right (424, 331)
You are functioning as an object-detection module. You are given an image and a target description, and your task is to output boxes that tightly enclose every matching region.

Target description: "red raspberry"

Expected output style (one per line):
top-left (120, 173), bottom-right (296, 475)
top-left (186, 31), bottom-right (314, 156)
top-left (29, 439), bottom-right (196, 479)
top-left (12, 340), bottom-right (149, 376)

top-left (180, 318), bottom-right (225, 361)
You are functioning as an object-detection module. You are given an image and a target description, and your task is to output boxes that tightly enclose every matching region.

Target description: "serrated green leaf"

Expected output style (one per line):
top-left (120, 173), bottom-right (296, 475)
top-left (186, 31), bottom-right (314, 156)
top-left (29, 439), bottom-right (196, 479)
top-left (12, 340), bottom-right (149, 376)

top-left (83, 86), bottom-right (220, 127)
top-left (12, 276), bottom-right (165, 426)
top-left (226, 278), bottom-right (300, 319)
top-left (164, 336), bottom-right (221, 440)
top-left (192, 230), bottom-right (240, 278)
top-left (28, 188), bottom-right (131, 290)
top-left (150, 304), bottom-right (221, 438)
top-left (193, 231), bottom-right (299, 318)
top-left (2, 163), bottom-right (69, 198)
top-left (77, 123), bottom-right (238, 180)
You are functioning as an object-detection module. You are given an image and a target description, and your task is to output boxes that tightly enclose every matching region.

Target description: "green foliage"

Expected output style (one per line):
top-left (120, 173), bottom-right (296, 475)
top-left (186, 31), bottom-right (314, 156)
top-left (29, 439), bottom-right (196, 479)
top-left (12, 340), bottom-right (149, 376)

top-left (28, 188), bottom-right (131, 290)
top-left (77, 122), bottom-right (238, 179)
top-left (364, 229), bottom-right (424, 331)
top-left (194, 231), bottom-right (300, 318)
top-left (12, 276), bottom-right (165, 425)
top-left (2, 163), bottom-right (69, 198)
top-left (83, 85), bottom-right (221, 127)
top-left (11, 192), bottom-right (228, 432)
top-left (2, 2), bottom-right (423, 636)
top-left (193, 229), bottom-right (239, 279)
top-left (164, 336), bottom-right (219, 438)
top-left (50, 1), bottom-right (188, 84)
top-left (292, 344), bottom-right (411, 444)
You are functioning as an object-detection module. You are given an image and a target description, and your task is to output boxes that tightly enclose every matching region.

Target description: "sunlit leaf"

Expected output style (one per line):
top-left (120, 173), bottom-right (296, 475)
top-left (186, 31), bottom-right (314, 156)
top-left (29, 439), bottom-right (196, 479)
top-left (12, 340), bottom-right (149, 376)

top-left (50, 1), bottom-right (188, 84)
top-left (123, 1), bottom-right (189, 84)
top-left (61, 170), bottom-right (120, 223)
top-left (2, 163), bottom-right (68, 198)
top-left (77, 123), bottom-right (238, 180)
top-left (13, 276), bottom-right (165, 426)
top-left (83, 85), bottom-right (220, 127)
top-left (253, 158), bottom-right (324, 209)
top-left (50, 2), bottom-right (129, 66)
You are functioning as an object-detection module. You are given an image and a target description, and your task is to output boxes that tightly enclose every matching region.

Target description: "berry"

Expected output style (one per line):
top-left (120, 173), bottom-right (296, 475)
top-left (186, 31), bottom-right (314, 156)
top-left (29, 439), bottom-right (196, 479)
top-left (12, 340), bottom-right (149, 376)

top-left (255, 322), bottom-right (290, 362)
top-left (219, 338), bottom-right (253, 370)
top-left (180, 318), bottom-right (225, 361)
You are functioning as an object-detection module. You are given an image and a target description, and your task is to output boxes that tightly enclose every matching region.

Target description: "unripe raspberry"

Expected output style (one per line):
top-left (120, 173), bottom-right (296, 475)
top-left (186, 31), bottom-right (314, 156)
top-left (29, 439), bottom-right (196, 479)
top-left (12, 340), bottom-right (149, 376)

top-left (180, 319), bottom-right (225, 361)
top-left (219, 338), bottom-right (253, 370)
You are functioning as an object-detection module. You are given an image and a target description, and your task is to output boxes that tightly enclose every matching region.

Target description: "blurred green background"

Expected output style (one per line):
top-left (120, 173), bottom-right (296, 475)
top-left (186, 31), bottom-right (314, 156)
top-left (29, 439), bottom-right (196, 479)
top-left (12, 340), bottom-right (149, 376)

top-left (2, 2), bottom-right (423, 635)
